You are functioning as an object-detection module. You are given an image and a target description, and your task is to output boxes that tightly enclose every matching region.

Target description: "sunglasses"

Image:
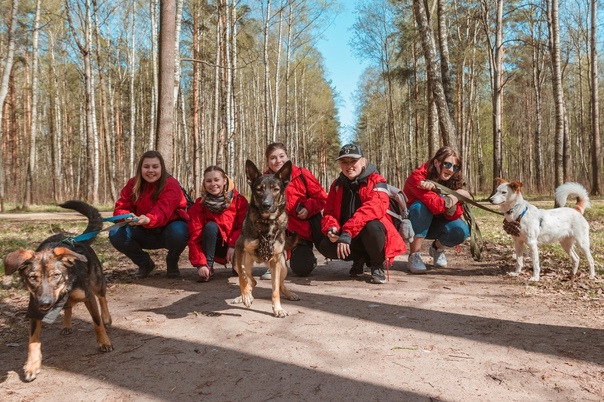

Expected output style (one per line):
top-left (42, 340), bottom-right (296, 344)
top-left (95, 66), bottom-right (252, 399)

top-left (442, 161), bottom-right (460, 172)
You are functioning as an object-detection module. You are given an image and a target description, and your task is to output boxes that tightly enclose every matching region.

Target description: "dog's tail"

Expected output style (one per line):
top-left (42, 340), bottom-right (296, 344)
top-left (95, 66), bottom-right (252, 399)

top-left (59, 200), bottom-right (104, 243)
top-left (554, 182), bottom-right (591, 214)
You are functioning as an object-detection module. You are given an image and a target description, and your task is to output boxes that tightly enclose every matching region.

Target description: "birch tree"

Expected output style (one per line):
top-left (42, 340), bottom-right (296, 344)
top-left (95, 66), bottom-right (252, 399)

top-left (0, 0), bottom-right (19, 211)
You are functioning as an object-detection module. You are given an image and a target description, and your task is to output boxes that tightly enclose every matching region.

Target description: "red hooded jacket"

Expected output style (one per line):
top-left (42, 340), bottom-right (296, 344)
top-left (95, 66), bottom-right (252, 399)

top-left (403, 162), bottom-right (464, 220)
top-left (113, 176), bottom-right (189, 228)
top-left (187, 189), bottom-right (248, 267)
top-left (321, 165), bottom-right (406, 260)
top-left (265, 164), bottom-right (327, 241)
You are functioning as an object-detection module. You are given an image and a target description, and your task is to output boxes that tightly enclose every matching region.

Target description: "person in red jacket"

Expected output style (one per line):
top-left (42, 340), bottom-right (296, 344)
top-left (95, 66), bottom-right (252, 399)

top-left (109, 150), bottom-right (190, 279)
top-left (259, 142), bottom-right (328, 279)
top-left (319, 144), bottom-right (407, 284)
top-left (188, 165), bottom-right (248, 282)
top-left (403, 146), bottom-right (471, 274)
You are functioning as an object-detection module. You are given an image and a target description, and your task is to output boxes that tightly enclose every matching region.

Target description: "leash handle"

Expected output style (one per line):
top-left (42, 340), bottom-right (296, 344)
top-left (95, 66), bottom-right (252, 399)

top-left (104, 213), bottom-right (136, 222)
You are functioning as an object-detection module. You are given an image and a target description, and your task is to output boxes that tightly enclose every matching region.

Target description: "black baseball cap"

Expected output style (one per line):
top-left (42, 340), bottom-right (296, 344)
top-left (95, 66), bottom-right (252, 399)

top-left (336, 143), bottom-right (364, 160)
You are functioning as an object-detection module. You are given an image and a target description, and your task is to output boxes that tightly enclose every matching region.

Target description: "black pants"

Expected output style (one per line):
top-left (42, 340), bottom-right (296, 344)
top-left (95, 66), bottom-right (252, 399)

top-left (318, 220), bottom-right (386, 268)
top-left (290, 239), bottom-right (317, 277)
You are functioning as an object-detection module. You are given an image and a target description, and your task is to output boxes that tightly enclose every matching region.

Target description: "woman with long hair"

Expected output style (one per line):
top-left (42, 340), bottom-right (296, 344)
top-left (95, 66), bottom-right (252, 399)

top-left (259, 142), bottom-right (328, 279)
top-left (109, 150), bottom-right (189, 279)
top-left (188, 165), bottom-right (248, 282)
top-left (403, 146), bottom-right (471, 274)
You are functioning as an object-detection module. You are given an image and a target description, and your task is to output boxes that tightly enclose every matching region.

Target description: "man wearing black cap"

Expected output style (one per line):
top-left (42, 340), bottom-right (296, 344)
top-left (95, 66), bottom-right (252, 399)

top-left (318, 144), bottom-right (407, 283)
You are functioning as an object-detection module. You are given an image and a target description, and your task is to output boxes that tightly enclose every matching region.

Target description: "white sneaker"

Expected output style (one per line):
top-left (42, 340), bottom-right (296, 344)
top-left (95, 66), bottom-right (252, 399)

top-left (429, 243), bottom-right (447, 267)
top-left (408, 252), bottom-right (427, 274)
top-left (260, 269), bottom-right (271, 280)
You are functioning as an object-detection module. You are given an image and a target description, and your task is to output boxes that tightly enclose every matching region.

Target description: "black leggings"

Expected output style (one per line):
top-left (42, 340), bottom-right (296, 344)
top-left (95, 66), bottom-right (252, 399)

top-left (318, 220), bottom-right (386, 268)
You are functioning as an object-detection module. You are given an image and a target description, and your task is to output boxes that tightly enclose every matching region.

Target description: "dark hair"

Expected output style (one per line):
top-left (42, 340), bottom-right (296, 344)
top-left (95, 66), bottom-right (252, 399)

top-left (132, 150), bottom-right (168, 202)
top-left (202, 165), bottom-right (232, 203)
top-left (265, 142), bottom-right (288, 161)
top-left (427, 146), bottom-right (463, 190)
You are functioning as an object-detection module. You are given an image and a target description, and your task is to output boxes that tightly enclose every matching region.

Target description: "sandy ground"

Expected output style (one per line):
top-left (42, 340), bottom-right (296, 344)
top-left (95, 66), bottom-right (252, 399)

top-left (1, 240), bottom-right (603, 402)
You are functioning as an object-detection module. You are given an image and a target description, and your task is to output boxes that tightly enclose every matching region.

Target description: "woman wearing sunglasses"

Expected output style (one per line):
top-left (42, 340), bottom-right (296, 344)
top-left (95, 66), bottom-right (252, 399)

top-left (403, 146), bottom-right (471, 274)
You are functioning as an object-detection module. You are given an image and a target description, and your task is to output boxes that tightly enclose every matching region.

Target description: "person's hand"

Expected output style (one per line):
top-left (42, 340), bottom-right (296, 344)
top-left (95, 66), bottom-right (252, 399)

top-left (337, 242), bottom-right (350, 259)
top-left (418, 180), bottom-right (436, 191)
top-left (456, 189), bottom-right (472, 199)
top-left (297, 207), bottom-right (309, 220)
top-left (129, 214), bottom-right (150, 226)
top-left (226, 247), bottom-right (235, 263)
top-left (327, 227), bottom-right (339, 243)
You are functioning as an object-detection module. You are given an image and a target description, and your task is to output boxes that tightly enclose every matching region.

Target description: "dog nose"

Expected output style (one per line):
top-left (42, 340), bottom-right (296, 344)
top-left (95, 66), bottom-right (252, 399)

top-left (261, 201), bottom-right (272, 211)
top-left (38, 297), bottom-right (53, 310)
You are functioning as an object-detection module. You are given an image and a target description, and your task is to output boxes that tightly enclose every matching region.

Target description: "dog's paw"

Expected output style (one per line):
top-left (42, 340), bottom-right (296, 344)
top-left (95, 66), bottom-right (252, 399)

top-left (61, 327), bottom-right (73, 335)
top-left (287, 292), bottom-right (300, 301)
top-left (507, 272), bottom-right (520, 277)
top-left (98, 343), bottom-right (113, 352)
top-left (529, 276), bottom-right (540, 282)
top-left (240, 294), bottom-right (254, 307)
top-left (231, 296), bottom-right (243, 304)
top-left (273, 308), bottom-right (289, 318)
top-left (23, 360), bottom-right (41, 382)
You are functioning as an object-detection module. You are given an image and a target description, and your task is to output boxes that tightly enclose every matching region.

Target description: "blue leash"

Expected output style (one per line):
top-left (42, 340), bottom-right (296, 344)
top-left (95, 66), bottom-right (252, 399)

top-left (67, 213), bottom-right (138, 243)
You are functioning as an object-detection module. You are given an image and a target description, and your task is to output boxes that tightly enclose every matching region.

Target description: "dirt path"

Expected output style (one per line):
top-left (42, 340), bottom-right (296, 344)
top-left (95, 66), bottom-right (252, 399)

top-left (1, 236), bottom-right (603, 402)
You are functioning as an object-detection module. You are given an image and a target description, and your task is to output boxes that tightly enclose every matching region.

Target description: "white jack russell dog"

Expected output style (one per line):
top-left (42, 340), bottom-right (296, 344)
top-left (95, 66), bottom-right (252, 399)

top-left (489, 179), bottom-right (595, 281)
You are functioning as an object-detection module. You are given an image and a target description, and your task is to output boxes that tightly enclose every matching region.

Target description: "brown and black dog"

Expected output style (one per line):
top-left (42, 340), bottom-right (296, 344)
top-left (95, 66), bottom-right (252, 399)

top-left (4, 201), bottom-right (113, 381)
top-left (232, 160), bottom-right (299, 317)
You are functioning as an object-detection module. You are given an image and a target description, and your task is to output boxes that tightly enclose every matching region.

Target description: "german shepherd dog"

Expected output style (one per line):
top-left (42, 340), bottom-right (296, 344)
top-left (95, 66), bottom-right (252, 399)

top-left (4, 201), bottom-right (113, 381)
top-left (232, 160), bottom-right (299, 317)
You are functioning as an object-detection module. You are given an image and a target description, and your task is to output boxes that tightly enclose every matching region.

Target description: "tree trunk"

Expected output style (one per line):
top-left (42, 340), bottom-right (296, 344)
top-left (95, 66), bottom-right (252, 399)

top-left (192, 4), bottom-right (201, 197)
top-left (24, 0), bottom-right (41, 207)
top-left (156, 0), bottom-right (176, 172)
top-left (413, 0), bottom-right (457, 148)
top-left (0, 0), bottom-right (19, 211)
top-left (547, 0), bottom-right (565, 187)
top-left (590, 0), bottom-right (601, 195)
top-left (263, 0), bottom-right (272, 143)
top-left (149, 0), bottom-right (159, 153)
top-left (437, 0), bottom-right (454, 118)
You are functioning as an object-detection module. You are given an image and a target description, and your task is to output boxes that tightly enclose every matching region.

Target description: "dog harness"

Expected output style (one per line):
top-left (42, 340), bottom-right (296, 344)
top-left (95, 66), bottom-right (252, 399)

top-left (502, 206), bottom-right (528, 237)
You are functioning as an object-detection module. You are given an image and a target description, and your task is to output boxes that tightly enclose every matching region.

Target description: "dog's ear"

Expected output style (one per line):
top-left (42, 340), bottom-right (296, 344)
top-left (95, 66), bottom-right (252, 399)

top-left (245, 160), bottom-right (261, 187)
top-left (4, 249), bottom-right (36, 275)
top-left (53, 247), bottom-right (88, 266)
top-left (275, 161), bottom-right (293, 187)
top-left (508, 181), bottom-right (523, 193)
top-left (495, 177), bottom-right (506, 186)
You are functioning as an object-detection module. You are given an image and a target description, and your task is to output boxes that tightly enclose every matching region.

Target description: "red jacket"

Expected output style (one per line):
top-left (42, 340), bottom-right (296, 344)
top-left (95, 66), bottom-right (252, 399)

top-left (265, 164), bottom-right (327, 241)
top-left (403, 162), bottom-right (464, 220)
top-left (187, 189), bottom-right (248, 267)
top-left (114, 176), bottom-right (189, 228)
top-left (321, 166), bottom-right (406, 260)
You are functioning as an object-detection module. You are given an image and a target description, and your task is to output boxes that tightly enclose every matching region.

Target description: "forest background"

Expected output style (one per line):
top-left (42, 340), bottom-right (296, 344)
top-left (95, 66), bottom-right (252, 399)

top-left (0, 0), bottom-right (603, 210)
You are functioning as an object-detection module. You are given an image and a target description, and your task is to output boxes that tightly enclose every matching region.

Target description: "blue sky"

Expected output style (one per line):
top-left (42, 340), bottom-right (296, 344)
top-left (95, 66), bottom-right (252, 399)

top-left (316, 3), bottom-right (366, 144)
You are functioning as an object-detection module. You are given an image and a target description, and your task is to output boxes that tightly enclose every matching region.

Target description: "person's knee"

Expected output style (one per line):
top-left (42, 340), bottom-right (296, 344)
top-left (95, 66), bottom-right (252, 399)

top-left (165, 221), bottom-right (189, 247)
top-left (290, 245), bottom-right (317, 277)
top-left (202, 221), bottom-right (220, 237)
top-left (442, 222), bottom-right (470, 247)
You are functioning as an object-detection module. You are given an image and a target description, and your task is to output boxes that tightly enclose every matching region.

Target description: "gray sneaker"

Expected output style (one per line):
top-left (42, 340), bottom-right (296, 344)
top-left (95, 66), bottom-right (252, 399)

top-left (370, 267), bottom-right (386, 284)
top-left (408, 252), bottom-right (427, 274)
top-left (429, 243), bottom-right (447, 267)
top-left (260, 269), bottom-right (271, 280)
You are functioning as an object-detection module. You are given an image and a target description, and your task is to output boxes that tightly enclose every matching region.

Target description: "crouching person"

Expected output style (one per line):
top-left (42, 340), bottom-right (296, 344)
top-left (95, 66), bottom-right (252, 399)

top-left (403, 146), bottom-right (470, 274)
top-left (318, 144), bottom-right (407, 284)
